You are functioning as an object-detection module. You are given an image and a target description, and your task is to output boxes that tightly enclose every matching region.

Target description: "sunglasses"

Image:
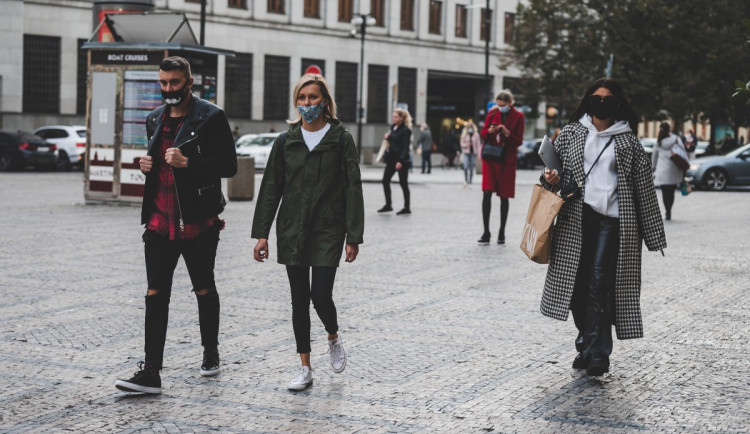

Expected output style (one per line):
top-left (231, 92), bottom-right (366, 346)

top-left (589, 95), bottom-right (618, 105)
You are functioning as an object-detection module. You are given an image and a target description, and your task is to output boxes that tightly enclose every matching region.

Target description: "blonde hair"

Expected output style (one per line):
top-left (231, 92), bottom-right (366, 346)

top-left (288, 74), bottom-right (338, 124)
top-left (495, 89), bottom-right (514, 104)
top-left (460, 121), bottom-right (478, 140)
top-left (393, 108), bottom-right (413, 129)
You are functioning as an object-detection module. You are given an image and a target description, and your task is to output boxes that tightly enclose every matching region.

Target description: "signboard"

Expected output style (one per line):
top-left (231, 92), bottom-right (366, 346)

top-left (123, 69), bottom-right (160, 146)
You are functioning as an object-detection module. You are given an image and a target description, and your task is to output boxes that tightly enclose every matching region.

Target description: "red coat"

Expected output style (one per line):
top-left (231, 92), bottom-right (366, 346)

top-left (479, 106), bottom-right (525, 197)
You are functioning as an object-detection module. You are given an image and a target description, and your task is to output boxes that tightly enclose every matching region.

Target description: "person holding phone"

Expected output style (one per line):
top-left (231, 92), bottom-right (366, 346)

top-left (478, 90), bottom-right (524, 245)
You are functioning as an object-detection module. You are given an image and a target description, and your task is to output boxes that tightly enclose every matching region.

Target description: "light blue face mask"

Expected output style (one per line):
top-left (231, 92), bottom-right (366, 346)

top-left (498, 105), bottom-right (511, 114)
top-left (297, 103), bottom-right (324, 123)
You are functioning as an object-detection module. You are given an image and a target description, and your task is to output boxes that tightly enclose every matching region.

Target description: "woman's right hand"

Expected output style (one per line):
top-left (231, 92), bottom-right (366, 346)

top-left (544, 168), bottom-right (560, 185)
top-left (253, 238), bottom-right (269, 262)
top-left (384, 132), bottom-right (390, 140)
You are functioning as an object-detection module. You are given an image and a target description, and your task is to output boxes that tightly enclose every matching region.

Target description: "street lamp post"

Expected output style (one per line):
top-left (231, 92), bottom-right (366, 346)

top-left (351, 14), bottom-right (376, 158)
top-left (484, 0), bottom-right (491, 102)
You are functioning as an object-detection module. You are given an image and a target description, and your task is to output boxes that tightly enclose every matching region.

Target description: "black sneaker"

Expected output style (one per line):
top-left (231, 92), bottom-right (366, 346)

top-left (377, 205), bottom-right (393, 212)
top-left (200, 347), bottom-right (220, 377)
top-left (477, 232), bottom-right (491, 245)
top-left (115, 361), bottom-right (161, 394)
top-left (396, 208), bottom-right (411, 215)
top-left (497, 233), bottom-right (505, 245)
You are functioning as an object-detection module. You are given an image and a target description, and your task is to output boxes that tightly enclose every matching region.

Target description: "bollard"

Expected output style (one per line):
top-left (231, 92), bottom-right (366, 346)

top-left (227, 156), bottom-right (254, 201)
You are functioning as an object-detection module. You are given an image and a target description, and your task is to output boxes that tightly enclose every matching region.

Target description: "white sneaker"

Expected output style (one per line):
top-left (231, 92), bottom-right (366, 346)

top-left (288, 366), bottom-right (313, 391)
top-left (328, 335), bottom-right (347, 373)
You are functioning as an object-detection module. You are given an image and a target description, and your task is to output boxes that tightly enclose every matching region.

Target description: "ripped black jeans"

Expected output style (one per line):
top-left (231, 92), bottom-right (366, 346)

top-left (570, 204), bottom-right (619, 363)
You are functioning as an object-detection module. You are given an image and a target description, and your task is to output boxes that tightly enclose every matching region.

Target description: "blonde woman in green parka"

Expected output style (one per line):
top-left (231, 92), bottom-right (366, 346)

top-left (251, 74), bottom-right (365, 391)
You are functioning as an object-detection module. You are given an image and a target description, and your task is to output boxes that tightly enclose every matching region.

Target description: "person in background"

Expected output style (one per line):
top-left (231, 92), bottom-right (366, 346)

top-left (551, 127), bottom-right (562, 143)
top-left (684, 129), bottom-right (697, 159)
top-left (251, 74), bottom-right (364, 391)
top-left (378, 108), bottom-right (413, 215)
top-left (719, 133), bottom-right (738, 155)
top-left (652, 122), bottom-right (686, 221)
top-left (232, 126), bottom-right (240, 144)
top-left (417, 123), bottom-right (433, 174)
top-left (115, 56), bottom-right (237, 395)
top-left (460, 121), bottom-right (481, 186)
top-left (478, 89), bottom-right (524, 245)
top-left (540, 77), bottom-right (666, 377)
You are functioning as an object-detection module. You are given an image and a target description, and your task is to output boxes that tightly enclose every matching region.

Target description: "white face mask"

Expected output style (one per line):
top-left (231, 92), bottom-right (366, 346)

top-left (498, 105), bottom-right (511, 114)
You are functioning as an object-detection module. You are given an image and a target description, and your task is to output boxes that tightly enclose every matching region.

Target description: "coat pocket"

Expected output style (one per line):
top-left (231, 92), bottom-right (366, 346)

top-left (196, 184), bottom-right (225, 216)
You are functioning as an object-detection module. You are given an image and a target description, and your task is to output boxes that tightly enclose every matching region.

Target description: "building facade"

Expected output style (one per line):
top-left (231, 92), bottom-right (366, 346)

top-left (2, 0), bottom-right (543, 155)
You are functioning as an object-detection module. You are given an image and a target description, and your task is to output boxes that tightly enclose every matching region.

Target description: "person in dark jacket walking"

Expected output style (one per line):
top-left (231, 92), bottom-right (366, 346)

top-left (540, 78), bottom-right (666, 377)
top-left (252, 74), bottom-right (365, 391)
top-left (115, 56), bottom-right (237, 395)
top-left (378, 108), bottom-right (413, 215)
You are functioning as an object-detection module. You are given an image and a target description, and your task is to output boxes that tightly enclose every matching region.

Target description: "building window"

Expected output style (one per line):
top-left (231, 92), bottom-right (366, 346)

top-left (304, 0), bottom-right (320, 18)
top-left (481, 8), bottom-right (493, 42)
top-left (268, 0), bottom-right (285, 14)
top-left (397, 67), bottom-right (417, 121)
top-left (77, 38), bottom-right (87, 115)
top-left (264, 55), bottom-right (290, 120)
top-left (371, 0), bottom-right (385, 27)
top-left (455, 5), bottom-right (467, 38)
top-left (335, 62), bottom-right (358, 122)
top-left (400, 0), bottom-right (414, 30)
top-left (504, 12), bottom-right (515, 44)
top-left (338, 0), bottom-right (353, 22)
top-left (23, 34), bottom-right (60, 114)
top-left (228, 0), bottom-right (247, 9)
top-left (367, 64), bottom-right (388, 123)
top-left (185, 0), bottom-right (199, 3)
top-left (301, 58), bottom-right (325, 76)
top-left (225, 52), bottom-right (253, 119)
top-left (429, 1), bottom-right (442, 35)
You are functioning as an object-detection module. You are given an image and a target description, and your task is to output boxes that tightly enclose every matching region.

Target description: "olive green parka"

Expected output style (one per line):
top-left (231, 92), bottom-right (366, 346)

top-left (251, 120), bottom-right (364, 267)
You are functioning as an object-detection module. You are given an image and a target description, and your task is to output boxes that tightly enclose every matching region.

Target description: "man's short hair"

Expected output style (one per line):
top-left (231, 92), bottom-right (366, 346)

top-left (160, 56), bottom-right (192, 79)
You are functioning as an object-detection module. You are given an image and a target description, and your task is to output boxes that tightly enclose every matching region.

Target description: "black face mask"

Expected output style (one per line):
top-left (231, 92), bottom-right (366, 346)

top-left (588, 95), bottom-right (618, 120)
top-left (162, 85), bottom-right (190, 106)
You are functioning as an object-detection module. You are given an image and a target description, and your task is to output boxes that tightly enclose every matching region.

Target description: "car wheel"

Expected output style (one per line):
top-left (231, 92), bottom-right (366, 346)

top-left (56, 151), bottom-right (72, 171)
top-left (703, 168), bottom-right (728, 191)
top-left (0, 154), bottom-right (14, 172)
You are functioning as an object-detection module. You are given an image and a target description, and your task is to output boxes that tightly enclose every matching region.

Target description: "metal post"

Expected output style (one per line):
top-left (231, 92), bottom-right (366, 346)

top-left (356, 16), bottom-right (366, 158)
top-left (200, 0), bottom-right (206, 46)
top-left (485, 0), bottom-right (491, 102)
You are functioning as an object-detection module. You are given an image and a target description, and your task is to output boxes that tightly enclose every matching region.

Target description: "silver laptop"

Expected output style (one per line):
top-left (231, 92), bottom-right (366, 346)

top-left (538, 135), bottom-right (563, 174)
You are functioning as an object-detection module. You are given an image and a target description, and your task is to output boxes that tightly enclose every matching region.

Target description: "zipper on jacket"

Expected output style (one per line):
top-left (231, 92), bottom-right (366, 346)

top-left (177, 134), bottom-right (200, 153)
top-left (171, 167), bottom-right (185, 232)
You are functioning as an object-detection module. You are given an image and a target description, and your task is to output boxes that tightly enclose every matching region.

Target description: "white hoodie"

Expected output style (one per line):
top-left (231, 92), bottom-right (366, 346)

top-left (579, 114), bottom-right (632, 218)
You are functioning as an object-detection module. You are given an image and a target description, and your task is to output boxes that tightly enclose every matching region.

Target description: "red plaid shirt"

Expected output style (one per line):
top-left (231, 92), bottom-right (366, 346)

top-left (146, 112), bottom-right (221, 240)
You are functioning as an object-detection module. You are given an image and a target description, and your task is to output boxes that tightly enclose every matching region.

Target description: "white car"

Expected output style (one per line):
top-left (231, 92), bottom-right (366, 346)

top-left (33, 125), bottom-right (86, 170)
top-left (235, 133), bottom-right (258, 147)
top-left (639, 137), bottom-right (656, 154)
top-left (236, 132), bottom-right (281, 170)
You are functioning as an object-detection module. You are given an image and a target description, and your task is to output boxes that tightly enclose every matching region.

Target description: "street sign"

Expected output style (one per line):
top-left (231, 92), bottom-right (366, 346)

top-left (305, 65), bottom-right (322, 75)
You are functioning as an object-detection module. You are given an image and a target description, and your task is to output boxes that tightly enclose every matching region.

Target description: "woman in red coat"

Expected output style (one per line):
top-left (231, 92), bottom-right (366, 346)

top-left (478, 89), bottom-right (525, 245)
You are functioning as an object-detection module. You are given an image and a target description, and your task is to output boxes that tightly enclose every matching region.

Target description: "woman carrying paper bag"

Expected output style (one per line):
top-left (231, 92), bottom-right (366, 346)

top-left (538, 78), bottom-right (666, 377)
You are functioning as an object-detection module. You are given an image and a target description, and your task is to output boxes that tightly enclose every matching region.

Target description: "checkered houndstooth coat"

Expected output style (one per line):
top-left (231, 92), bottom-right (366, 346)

top-left (539, 122), bottom-right (667, 340)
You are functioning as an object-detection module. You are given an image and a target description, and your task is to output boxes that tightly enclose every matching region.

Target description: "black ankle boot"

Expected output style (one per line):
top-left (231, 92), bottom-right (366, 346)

top-left (478, 232), bottom-right (491, 245)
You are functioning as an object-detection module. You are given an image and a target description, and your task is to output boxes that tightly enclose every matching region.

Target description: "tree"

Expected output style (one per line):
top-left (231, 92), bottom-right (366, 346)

top-left (509, 0), bottom-right (750, 135)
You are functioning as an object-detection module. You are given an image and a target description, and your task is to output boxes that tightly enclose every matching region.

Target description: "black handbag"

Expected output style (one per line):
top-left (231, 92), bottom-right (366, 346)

top-left (481, 142), bottom-right (505, 162)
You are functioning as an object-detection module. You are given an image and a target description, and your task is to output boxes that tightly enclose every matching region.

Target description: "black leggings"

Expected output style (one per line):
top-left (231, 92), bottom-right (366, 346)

top-left (382, 162), bottom-right (410, 209)
top-left (661, 185), bottom-right (676, 215)
top-left (482, 191), bottom-right (509, 236)
top-left (570, 204), bottom-right (619, 361)
top-left (285, 265), bottom-right (338, 354)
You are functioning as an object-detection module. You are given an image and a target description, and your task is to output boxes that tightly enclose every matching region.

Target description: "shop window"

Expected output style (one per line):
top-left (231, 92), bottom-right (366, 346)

top-left (367, 64), bottom-right (388, 123)
top-left (264, 55), bottom-right (290, 120)
top-left (335, 62), bottom-right (358, 122)
top-left (23, 34), bottom-right (60, 114)
top-left (398, 67), bottom-right (417, 120)
top-left (225, 52), bottom-right (253, 119)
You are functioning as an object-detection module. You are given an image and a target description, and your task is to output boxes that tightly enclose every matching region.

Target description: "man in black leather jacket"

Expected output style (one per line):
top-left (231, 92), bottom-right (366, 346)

top-left (116, 56), bottom-right (237, 395)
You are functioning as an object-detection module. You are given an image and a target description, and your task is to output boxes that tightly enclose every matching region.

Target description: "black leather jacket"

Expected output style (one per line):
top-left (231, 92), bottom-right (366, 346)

top-left (141, 95), bottom-right (237, 225)
top-left (385, 123), bottom-right (412, 165)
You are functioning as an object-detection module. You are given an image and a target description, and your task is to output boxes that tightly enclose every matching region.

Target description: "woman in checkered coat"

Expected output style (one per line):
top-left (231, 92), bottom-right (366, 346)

top-left (540, 78), bottom-right (666, 376)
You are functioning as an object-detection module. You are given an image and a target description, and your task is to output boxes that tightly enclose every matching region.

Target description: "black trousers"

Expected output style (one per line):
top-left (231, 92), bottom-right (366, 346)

top-left (143, 228), bottom-right (221, 369)
top-left (661, 185), bottom-right (676, 216)
top-left (286, 265), bottom-right (339, 354)
top-left (382, 162), bottom-right (410, 209)
top-left (421, 151), bottom-right (432, 173)
top-left (570, 204), bottom-right (619, 362)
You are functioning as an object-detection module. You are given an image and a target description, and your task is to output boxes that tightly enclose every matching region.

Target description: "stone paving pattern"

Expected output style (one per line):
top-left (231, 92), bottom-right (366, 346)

top-left (0, 167), bottom-right (748, 433)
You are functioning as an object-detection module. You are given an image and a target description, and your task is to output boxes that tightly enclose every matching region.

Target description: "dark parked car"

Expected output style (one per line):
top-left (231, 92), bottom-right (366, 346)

top-left (0, 130), bottom-right (57, 171)
top-left (517, 139), bottom-right (543, 169)
top-left (686, 143), bottom-right (750, 190)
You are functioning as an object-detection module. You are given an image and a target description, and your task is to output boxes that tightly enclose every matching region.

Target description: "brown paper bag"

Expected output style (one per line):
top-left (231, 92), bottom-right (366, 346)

top-left (520, 184), bottom-right (564, 264)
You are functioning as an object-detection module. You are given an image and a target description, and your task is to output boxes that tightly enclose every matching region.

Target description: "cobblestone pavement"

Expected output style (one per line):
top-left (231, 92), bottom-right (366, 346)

top-left (1, 166), bottom-right (748, 433)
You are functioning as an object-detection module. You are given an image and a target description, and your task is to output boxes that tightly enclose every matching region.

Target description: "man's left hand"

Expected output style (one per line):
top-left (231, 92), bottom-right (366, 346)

top-left (165, 147), bottom-right (188, 168)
